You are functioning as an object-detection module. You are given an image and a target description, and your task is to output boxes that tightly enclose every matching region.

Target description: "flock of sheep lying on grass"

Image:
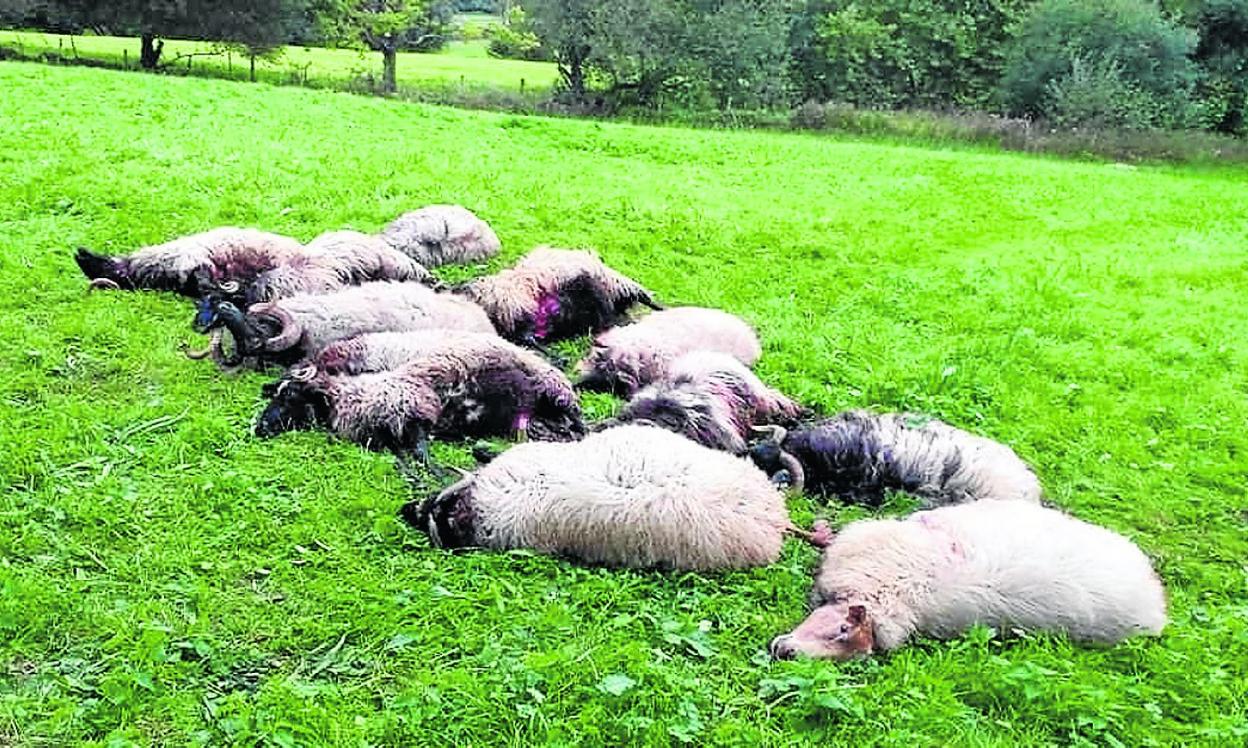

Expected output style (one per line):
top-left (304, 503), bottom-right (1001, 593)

top-left (75, 205), bottom-right (1167, 661)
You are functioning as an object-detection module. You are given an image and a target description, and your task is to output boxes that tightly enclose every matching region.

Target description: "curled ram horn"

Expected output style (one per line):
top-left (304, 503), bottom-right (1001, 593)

top-left (778, 451), bottom-right (806, 492)
top-left (88, 277), bottom-right (122, 291)
top-left (180, 329), bottom-right (224, 360)
top-left (288, 363), bottom-right (316, 382)
top-left (218, 279), bottom-right (241, 294)
top-left (252, 304), bottom-right (301, 352)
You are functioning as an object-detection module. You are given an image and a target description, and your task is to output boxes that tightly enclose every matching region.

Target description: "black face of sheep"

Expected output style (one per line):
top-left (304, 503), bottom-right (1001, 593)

top-left (254, 381), bottom-right (331, 438)
top-left (75, 248), bottom-right (133, 291)
top-left (573, 364), bottom-right (629, 396)
top-left (401, 481), bottom-right (479, 549)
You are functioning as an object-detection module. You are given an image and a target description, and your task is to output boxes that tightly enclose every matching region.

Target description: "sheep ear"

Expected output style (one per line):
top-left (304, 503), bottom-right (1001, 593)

top-left (847, 605), bottom-right (867, 626)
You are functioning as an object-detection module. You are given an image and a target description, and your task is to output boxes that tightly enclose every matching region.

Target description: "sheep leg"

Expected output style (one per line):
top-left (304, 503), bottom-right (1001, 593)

top-left (393, 433), bottom-right (452, 482)
top-left (786, 520), bottom-right (834, 549)
top-left (521, 335), bottom-right (568, 368)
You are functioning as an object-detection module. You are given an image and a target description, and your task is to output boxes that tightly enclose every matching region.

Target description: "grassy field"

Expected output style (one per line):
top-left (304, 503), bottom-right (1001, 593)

top-left (0, 29), bottom-right (559, 91)
top-left (1, 61), bottom-right (1246, 746)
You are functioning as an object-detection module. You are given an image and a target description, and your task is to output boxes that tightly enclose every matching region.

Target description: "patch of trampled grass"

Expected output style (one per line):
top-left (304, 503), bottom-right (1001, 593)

top-left (0, 62), bottom-right (1245, 746)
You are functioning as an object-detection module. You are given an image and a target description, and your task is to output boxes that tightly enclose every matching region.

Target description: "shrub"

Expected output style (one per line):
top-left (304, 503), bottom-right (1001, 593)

top-left (1192, 0), bottom-right (1248, 135)
top-left (793, 0), bottom-right (1033, 110)
top-left (487, 6), bottom-right (546, 60)
top-left (1000, 0), bottom-right (1200, 129)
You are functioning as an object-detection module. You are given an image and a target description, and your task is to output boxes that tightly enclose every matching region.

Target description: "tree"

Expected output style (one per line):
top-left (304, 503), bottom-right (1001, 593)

top-left (29, 0), bottom-right (299, 70)
top-left (525, 0), bottom-right (597, 98)
top-left (1000, 0), bottom-right (1199, 129)
top-left (211, 0), bottom-right (304, 81)
top-left (314, 0), bottom-right (450, 93)
top-left (792, 0), bottom-right (1032, 110)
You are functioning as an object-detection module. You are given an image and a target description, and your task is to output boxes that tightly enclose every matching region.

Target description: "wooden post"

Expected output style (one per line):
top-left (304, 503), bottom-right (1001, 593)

top-left (520, 78), bottom-right (525, 93)
top-left (123, 48), bottom-right (128, 68)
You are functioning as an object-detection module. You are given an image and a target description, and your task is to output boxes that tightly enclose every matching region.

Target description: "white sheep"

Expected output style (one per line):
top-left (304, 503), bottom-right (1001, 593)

top-left (770, 500), bottom-right (1167, 660)
top-left (404, 424), bottom-right (823, 570)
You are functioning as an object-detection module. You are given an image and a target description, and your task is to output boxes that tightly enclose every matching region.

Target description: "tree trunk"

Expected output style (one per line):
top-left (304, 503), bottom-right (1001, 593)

top-left (562, 45), bottom-right (588, 101)
top-left (382, 44), bottom-right (397, 94)
top-left (139, 33), bottom-right (163, 70)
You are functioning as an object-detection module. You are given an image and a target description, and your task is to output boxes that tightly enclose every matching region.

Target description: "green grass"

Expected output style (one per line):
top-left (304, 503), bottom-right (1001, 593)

top-left (1, 61), bottom-right (1246, 746)
top-left (0, 29), bottom-right (559, 91)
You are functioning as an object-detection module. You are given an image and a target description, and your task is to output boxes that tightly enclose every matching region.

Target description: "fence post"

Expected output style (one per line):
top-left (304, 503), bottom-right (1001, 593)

top-left (520, 78), bottom-right (525, 93)
top-left (123, 48), bottom-right (128, 68)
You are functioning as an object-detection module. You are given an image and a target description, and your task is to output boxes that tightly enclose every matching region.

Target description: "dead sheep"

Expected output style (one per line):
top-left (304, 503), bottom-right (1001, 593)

top-left (254, 330), bottom-right (584, 450)
top-left (75, 227), bottom-right (303, 295)
top-left (609, 351), bottom-right (804, 454)
top-left (576, 307), bottom-right (762, 396)
top-left (402, 424), bottom-right (826, 570)
top-left (456, 247), bottom-right (661, 348)
top-left (769, 500), bottom-right (1167, 660)
top-left (749, 411), bottom-right (1042, 506)
top-left (188, 281), bottom-right (494, 369)
top-left (380, 205), bottom-right (501, 267)
top-left (244, 230), bottom-right (433, 303)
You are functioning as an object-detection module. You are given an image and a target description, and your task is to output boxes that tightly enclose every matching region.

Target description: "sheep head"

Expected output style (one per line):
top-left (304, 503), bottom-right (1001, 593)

top-left (76, 248), bottom-right (133, 290)
top-left (769, 603), bottom-right (874, 661)
top-left (402, 477), bottom-right (480, 549)
top-left (254, 379), bottom-right (330, 438)
top-left (749, 425), bottom-right (806, 490)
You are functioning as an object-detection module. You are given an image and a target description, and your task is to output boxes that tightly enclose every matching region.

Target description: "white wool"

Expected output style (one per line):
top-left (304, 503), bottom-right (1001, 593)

top-left (467, 425), bottom-right (789, 570)
top-left (380, 205), bottom-right (501, 267)
top-left (814, 501), bottom-right (1167, 648)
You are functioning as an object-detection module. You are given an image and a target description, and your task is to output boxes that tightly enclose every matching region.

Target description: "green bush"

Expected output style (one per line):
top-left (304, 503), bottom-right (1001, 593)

top-left (1000, 0), bottom-right (1200, 129)
top-left (1192, 0), bottom-right (1248, 135)
top-left (794, 0), bottom-right (1032, 110)
top-left (487, 6), bottom-right (546, 61)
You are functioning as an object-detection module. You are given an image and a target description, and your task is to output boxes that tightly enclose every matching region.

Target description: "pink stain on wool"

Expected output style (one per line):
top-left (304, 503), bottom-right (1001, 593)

top-left (533, 295), bottom-right (561, 340)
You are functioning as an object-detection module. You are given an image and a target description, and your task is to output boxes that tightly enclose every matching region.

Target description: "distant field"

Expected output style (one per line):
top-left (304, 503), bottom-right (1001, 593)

top-left (1, 62), bottom-right (1246, 746)
top-left (0, 29), bottom-right (559, 90)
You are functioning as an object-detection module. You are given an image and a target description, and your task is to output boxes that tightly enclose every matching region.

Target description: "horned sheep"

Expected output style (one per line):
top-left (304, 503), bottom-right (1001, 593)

top-left (75, 227), bottom-right (304, 296)
top-left (769, 500), bottom-right (1167, 660)
top-left (403, 424), bottom-right (825, 571)
top-left (189, 281), bottom-right (494, 369)
top-left (254, 330), bottom-right (583, 449)
top-left (576, 307), bottom-right (762, 396)
top-left (750, 411), bottom-right (1043, 505)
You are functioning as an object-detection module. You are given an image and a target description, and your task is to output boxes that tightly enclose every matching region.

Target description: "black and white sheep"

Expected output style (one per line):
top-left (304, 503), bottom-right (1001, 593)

top-left (75, 227), bottom-right (304, 296)
top-left (402, 424), bottom-right (825, 570)
top-left (380, 205), bottom-right (501, 267)
top-left (608, 351), bottom-right (803, 454)
top-left (748, 411), bottom-right (1042, 505)
top-left (456, 247), bottom-right (661, 348)
top-left (254, 330), bottom-right (583, 450)
top-left (769, 500), bottom-right (1167, 660)
top-left (189, 281), bottom-right (494, 369)
top-left (576, 307), bottom-right (762, 396)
